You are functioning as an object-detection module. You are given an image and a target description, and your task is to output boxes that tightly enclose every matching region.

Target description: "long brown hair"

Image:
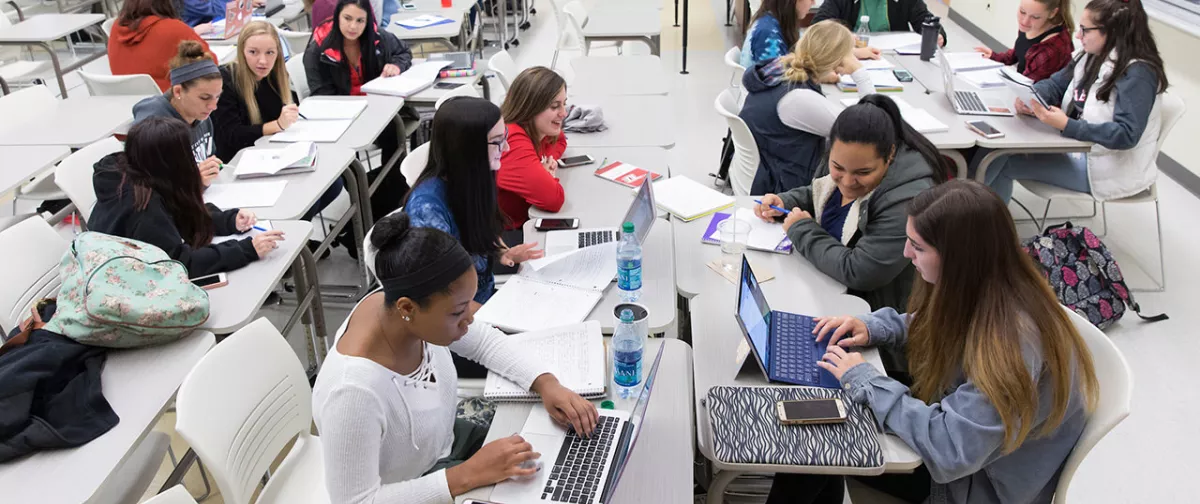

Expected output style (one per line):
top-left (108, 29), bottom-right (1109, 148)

top-left (1033, 0), bottom-right (1075, 37)
top-left (905, 180), bottom-right (1099, 453)
top-left (229, 21), bottom-right (293, 124)
top-left (121, 116), bottom-right (215, 247)
top-left (1080, 0), bottom-right (1168, 102)
top-left (747, 0), bottom-right (803, 52)
top-left (500, 66), bottom-right (566, 156)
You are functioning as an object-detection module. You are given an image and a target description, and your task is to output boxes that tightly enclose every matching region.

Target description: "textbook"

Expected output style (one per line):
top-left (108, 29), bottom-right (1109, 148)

top-left (483, 321), bottom-right (607, 401)
top-left (474, 243), bottom-right (617, 333)
top-left (360, 60), bottom-right (453, 97)
top-left (234, 142), bottom-right (318, 179)
top-left (648, 176), bottom-right (735, 222)
top-left (594, 161), bottom-right (663, 188)
top-left (702, 209), bottom-right (792, 254)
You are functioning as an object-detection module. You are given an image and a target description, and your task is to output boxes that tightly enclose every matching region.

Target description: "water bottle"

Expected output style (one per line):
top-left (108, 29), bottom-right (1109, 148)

top-left (856, 15), bottom-right (871, 48)
top-left (613, 308), bottom-right (643, 399)
top-left (920, 16), bottom-right (941, 61)
top-left (616, 222), bottom-right (642, 302)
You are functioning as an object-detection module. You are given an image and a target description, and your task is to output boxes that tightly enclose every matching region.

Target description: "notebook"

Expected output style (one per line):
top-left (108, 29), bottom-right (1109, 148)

top-left (234, 142), bottom-right (318, 179)
top-left (702, 209), bottom-right (792, 254)
top-left (360, 60), bottom-right (452, 97)
top-left (298, 98), bottom-right (368, 120)
top-left (839, 97), bottom-right (948, 134)
top-left (212, 220), bottom-right (273, 244)
top-left (959, 69), bottom-right (1006, 89)
top-left (648, 176), bottom-right (734, 222)
top-left (474, 243), bottom-right (617, 333)
top-left (268, 119), bottom-right (353, 143)
top-left (938, 51), bottom-right (1004, 73)
top-left (203, 180), bottom-right (287, 208)
top-left (594, 161), bottom-right (663, 188)
top-left (394, 14), bottom-right (454, 29)
top-left (483, 321), bottom-right (607, 401)
top-left (838, 70), bottom-right (903, 92)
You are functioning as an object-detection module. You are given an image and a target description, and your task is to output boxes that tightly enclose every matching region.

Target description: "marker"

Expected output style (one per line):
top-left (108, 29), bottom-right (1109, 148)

top-left (754, 199), bottom-right (791, 215)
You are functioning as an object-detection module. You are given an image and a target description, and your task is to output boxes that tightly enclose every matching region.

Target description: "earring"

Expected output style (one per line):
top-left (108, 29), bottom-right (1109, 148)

top-left (403, 316), bottom-right (411, 322)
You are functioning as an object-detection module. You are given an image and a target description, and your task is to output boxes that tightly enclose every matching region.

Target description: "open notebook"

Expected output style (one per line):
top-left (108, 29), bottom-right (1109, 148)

top-left (360, 60), bottom-right (452, 97)
top-left (474, 243), bottom-right (617, 333)
top-left (484, 321), bottom-right (607, 401)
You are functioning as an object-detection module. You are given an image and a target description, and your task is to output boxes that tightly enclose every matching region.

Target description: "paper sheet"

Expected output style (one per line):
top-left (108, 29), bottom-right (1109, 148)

top-left (474, 276), bottom-right (603, 333)
top-left (268, 119), bottom-right (352, 143)
top-left (840, 97), bottom-right (948, 134)
top-left (960, 69), bottom-right (1006, 89)
top-left (298, 99), bottom-right (368, 120)
top-left (712, 208), bottom-right (789, 251)
top-left (203, 181), bottom-right (287, 208)
top-left (521, 242), bottom-right (617, 291)
top-left (895, 44), bottom-right (922, 55)
top-left (937, 52), bottom-right (1004, 73)
top-left (858, 59), bottom-right (895, 70)
top-left (212, 220), bottom-right (273, 244)
top-left (839, 69), bottom-right (904, 89)
top-left (394, 14), bottom-right (453, 29)
top-left (483, 322), bottom-right (605, 399)
top-left (868, 32), bottom-right (922, 50)
top-left (360, 60), bottom-right (452, 97)
top-left (234, 142), bottom-right (315, 177)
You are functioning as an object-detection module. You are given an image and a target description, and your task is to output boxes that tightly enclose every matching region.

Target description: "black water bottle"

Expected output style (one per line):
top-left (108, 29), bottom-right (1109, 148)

top-left (920, 16), bottom-right (941, 61)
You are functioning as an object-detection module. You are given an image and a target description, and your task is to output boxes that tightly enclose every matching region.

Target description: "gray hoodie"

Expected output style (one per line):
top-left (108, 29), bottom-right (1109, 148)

top-left (132, 92), bottom-right (215, 163)
top-left (776, 146), bottom-right (935, 311)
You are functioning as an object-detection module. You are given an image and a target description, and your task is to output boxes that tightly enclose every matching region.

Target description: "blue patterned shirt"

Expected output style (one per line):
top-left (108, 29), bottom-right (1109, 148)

top-left (405, 178), bottom-right (495, 304)
top-left (740, 14), bottom-right (798, 68)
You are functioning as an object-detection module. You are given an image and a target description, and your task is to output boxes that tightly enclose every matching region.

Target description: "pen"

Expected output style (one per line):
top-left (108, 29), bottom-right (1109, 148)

top-left (754, 199), bottom-right (791, 215)
top-left (253, 225), bottom-right (268, 232)
top-left (598, 157), bottom-right (608, 167)
top-left (298, 112), bottom-right (309, 120)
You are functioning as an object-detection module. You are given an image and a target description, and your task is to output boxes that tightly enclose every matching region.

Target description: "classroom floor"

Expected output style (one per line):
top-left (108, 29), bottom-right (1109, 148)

top-left (4, 0), bottom-right (1196, 502)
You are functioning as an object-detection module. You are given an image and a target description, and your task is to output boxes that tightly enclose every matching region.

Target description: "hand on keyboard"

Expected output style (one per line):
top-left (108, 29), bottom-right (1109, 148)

top-left (816, 345), bottom-right (866, 382)
top-left (812, 315), bottom-right (870, 348)
top-left (446, 435), bottom-right (541, 494)
top-left (534, 374), bottom-right (600, 437)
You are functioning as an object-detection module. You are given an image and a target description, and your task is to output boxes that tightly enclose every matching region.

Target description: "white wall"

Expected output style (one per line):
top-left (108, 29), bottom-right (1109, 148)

top-left (954, 0), bottom-right (1200, 177)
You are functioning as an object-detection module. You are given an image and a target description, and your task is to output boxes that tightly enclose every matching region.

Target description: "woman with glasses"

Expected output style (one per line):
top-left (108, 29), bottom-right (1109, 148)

top-left (496, 66), bottom-right (569, 229)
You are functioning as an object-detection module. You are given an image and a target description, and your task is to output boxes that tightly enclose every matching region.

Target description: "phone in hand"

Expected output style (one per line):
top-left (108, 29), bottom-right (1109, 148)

top-left (190, 272), bottom-right (228, 290)
top-left (892, 69), bottom-right (914, 82)
top-left (776, 398), bottom-right (848, 425)
top-left (534, 218), bottom-right (580, 231)
top-left (966, 120), bottom-right (1004, 139)
top-left (557, 154), bottom-right (594, 167)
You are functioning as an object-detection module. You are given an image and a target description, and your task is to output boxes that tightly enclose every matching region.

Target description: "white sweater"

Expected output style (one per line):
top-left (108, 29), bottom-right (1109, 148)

top-left (312, 297), bottom-right (552, 504)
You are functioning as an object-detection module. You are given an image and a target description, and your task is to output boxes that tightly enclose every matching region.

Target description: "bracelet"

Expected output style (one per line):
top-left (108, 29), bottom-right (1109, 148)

top-left (277, 120), bottom-right (287, 131)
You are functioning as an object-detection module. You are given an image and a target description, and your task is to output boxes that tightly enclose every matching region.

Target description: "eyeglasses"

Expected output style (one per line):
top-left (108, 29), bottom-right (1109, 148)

top-left (1078, 25), bottom-right (1102, 34)
top-left (487, 126), bottom-right (509, 148)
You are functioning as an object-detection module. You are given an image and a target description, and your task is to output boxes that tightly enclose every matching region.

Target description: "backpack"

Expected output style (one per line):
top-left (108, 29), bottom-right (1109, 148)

top-left (1022, 222), bottom-right (1167, 330)
top-left (43, 232), bottom-right (210, 348)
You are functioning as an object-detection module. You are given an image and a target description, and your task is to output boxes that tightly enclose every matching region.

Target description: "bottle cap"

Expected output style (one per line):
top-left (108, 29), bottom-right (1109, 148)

top-left (860, 15), bottom-right (870, 21)
top-left (622, 221), bottom-right (635, 233)
top-left (620, 309), bottom-right (634, 323)
top-left (601, 400), bottom-right (615, 409)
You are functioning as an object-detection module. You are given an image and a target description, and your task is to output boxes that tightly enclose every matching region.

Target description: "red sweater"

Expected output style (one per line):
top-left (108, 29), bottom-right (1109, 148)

top-left (108, 16), bottom-right (215, 91)
top-left (989, 28), bottom-right (1074, 83)
top-left (496, 123), bottom-right (567, 229)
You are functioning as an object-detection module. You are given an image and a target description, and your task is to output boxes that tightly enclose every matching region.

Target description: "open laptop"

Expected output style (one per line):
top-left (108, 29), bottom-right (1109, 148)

top-left (202, 0), bottom-right (253, 40)
top-left (255, 0), bottom-right (286, 17)
top-left (735, 256), bottom-right (840, 388)
top-left (543, 178), bottom-right (656, 256)
top-left (490, 343), bottom-right (666, 504)
top-left (937, 50), bottom-right (1015, 117)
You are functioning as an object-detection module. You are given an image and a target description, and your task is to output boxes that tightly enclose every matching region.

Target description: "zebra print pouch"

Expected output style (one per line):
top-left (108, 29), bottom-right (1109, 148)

top-left (705, 386), bottom-right (885, 469)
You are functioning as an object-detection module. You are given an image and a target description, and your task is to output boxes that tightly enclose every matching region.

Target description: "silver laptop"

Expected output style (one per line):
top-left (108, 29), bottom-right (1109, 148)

top-left (490, 344), bottom-right (666, 504)
top-left (938, 50), bottom-right (1015, 117)
top-left (544, 179), bottom-right (656, 257)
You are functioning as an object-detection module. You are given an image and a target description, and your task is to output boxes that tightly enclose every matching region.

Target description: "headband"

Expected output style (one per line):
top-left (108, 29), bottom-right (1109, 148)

top-left (379, 245), bottom-right (474, 303)
top-left (169, 60), bottom-right (220, 86)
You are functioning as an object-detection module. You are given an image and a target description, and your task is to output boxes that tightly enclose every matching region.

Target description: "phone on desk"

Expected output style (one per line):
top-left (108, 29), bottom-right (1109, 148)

top-left (966, 120), bottom-right (1004, 139)
top-left (892, 69), bottom-right (914, 82)
top-left (558, 154), bottom-right (594, 167)
top-left (534, 218), bottom-right (580, 231)
top-left (434, 81), bottom-right (464, 89)
top-left (190, 272), bottom-right (228, 290)
top-left (401, 2), bottom-right (416, 9)
top-left (777, 398), bottom-right (847, 425)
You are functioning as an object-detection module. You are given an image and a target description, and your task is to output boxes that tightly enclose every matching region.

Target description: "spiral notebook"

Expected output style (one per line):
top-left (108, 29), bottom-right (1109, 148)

top-left (474, 243), bottom-right (616, 333)
top-left (484, 321), bottom-right (607, 401)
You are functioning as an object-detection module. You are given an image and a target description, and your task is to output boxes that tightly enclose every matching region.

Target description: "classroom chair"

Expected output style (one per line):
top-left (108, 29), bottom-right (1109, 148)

top-left (399, 141), bottom-right (430, 187)
top-left (714, 89), bottom-right (758, 196)
top-left (54, 136), bottom-right (123, 225)
top-left (723, 46), bottom-right (744, 94)
top-left (79, 71), bottom-right (159, 96)
top-left (174, 317), bottom-right (329, 504)
top-left (0, 216), bottom-right (67, 335)
top-left (487, 49), bottom-right (519, 93)
top-left (288, 55), bottom-right (310, 100)
top-left (2, 85), bottom-right (72, 219)
top-left (101, 18), bottom-right (115, 36)
top-left (1016, 91), bottom-right (1184, 292)
top-left (0, 13), bottom-right (48, 94)
top-left (141, 486), bottom-right (199, 504)
top-left (278, 29), bottom-right (312, 57)
top-left (434, 83), bottom-right (480, 110)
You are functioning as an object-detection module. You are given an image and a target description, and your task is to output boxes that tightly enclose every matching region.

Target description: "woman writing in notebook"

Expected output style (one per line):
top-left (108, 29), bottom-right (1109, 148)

top-left (313, 211), bottom-right (597, 504)
top-left (973, 0), bottom-right (1074, 82)
top-left (741, 0), bottom-right (880, 69)
top-left (767, 179), bottom-right (1099, 503)
top-left (90, 116), bottom-right (286, 277)
top-left (975, 0), bottom-right (1168, 203)
top-left (496, 67), bottom-right (569, 229)
top-left (741, 21), bottom-right (878, 194)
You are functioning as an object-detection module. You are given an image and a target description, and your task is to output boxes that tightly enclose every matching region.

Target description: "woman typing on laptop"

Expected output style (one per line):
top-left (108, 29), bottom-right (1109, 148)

top-left (313, 211), bottom-right (597, 504)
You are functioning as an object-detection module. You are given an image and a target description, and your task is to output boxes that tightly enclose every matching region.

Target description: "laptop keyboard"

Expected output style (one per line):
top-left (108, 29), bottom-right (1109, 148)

top-left (542, 416), bottom-right (619, 503)
top-left (954, 91), bottom-right (988, 113)
top-left (577, 230), bottom-right (615, 249)
top-left (772, 314), bottom-right (820, 383)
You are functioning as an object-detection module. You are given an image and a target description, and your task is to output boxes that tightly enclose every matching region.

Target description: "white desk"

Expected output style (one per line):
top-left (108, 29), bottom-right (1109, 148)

top-left (0, 145), bottom-right (70, 196)
top-left (222, 144), bottom-right (355, 220)
top-left (564, 95), bottom-right (675, 149)
top-left (458, 338), bottom-right (694, 504)
top-left (569, 56), bottom-right (670, 96)
top-left (0, 13), bottom-right (107, 97)
top-left (0, 331), bottom-right (216, 504)
top-left (528, 146), bottom-right (670, 222)
top-left (203, 220), bottom-right (314, 332)
top-left (386, 13), bottom-right (464, 50)
top-left (0, 94), bottom-right (148, 148)
top-left (580, 6), bottom-right (661, 56)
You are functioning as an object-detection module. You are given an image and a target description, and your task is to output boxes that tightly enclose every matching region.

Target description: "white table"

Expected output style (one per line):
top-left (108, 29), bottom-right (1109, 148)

top-left (386, 12), bottom-right (465, 50)
top-left (565, 95), bottom-right (675, 149)
top-left (580, 6), bottom-right (662, 56)
top-left (569, 55), bottom-right (669, 96)
top-left (0, 95), bottom-right (149, 147)
top-left (0, 13), bottom-right (107, 97)
top-left (0, 145), bottom-right (70, 196)
top-left (458, 338), bottom-right (694, 504)
top-left (0, 331), bottom-right (216, 503)
top-left (528, 146), bottom-right (670, 222)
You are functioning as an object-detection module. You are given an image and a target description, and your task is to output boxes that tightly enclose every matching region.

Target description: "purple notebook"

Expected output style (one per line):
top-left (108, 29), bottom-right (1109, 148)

top-left (701, 212), bottom-right (792, 254)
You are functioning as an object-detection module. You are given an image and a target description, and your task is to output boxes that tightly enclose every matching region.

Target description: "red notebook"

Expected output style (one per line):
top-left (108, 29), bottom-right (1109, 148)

top-left (593, 161), bottom-right (663, 188)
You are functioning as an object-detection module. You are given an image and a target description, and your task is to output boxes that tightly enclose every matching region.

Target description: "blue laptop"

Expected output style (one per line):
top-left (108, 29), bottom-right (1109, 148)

top-left (734, 256), bottom-right (840, 388)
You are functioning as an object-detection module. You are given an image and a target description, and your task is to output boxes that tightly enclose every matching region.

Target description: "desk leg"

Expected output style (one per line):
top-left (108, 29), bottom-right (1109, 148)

top-left (652, 35), bottom-right (661, 57)
top-left (706, 469), bottom-right (742, 504)
top-left (37, 42), bottom-right (69, 98)
top-left (159, 448), bottom-right (198, 492)
top-left (942, 149), bottom-right (968, 180)
top-left (481, 73), bottom-right (491, 101)
top-left (973, 147), bottom-right (1090, 184)
top-left (0, 75), bottom-right (9, 95)
top-left (290, 246), bottom-right (329, 363)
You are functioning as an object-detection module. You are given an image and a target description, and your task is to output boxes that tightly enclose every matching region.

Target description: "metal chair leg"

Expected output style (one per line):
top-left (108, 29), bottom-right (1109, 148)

top-left (196, 460), bottom-right (212, 501)
top-left (1155, 199), bottom-right (1166, 291)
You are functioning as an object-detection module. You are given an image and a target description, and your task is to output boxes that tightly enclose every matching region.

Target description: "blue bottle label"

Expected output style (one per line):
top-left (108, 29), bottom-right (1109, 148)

top-left (617, 258), bottom-right (642, 291)
top-left (614, 347), bottom-right (642, 387)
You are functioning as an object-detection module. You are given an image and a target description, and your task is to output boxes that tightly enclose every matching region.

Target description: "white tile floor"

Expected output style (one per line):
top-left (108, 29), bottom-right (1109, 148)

top-left (5, 0), bottom-right (1197, 502)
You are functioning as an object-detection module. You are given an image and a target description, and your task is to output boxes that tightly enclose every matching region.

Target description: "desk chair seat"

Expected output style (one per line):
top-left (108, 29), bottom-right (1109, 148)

top-left (714, 89), bottom-right (758, 196)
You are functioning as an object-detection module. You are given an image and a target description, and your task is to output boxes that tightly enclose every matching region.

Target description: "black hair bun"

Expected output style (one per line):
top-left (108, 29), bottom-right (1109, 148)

top-left (371, 212), bottom-right (412, 251)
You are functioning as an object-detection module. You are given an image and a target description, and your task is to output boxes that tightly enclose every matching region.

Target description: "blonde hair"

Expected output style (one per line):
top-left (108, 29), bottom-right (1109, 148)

top-left (778, 20), bottom-right (854, 83)
top-left (230, 21), bottom-right (293, 124)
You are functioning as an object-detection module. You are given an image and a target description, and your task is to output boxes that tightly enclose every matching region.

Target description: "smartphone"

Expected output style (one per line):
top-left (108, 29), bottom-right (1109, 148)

top-left (966, 120), bottom-right (1005, 139)
top-left (534, 218), bottom-right (580, 231)
top-left (892, 69), bottom-right (914, 82)
top-left (776, 398), bottom-right (848, 425)
top-left (557, 154), bottom-right (594, 167)
top-left (433, 81), bottom-right (464, 89)
top-left (190, 272), bottom-right (228, 290)
top-left (401, 2), bottom-right (416, 9)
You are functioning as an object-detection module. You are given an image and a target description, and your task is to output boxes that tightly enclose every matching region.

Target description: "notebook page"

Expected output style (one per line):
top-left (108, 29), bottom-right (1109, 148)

top-left (520, 242), bottom-right (617, 291)
top-left (269, 119), bottom-right (353, 143)
top-left (234, 142), bottom-right (315, 177)
top-left (298, 99), bottom-right (368, 120)
top-left (203, 181), bottom-right (287, 208)
top-left (360, 61), bottom-right (452, 97)
top-left (712, 208), bottom-right (789, 251)
top-left (474, 276), bottom-right (603, 333)
top-left (484, 322), bottom-right (605, 398)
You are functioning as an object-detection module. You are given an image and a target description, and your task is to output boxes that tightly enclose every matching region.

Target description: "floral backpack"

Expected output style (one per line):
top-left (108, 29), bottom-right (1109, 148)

top-left (43, 232), bottom-right (210, 348)
top-left (1022, 222), bottom-right (1167, 330)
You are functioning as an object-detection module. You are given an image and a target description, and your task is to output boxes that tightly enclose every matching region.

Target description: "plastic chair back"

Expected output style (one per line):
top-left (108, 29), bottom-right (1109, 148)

top-left (0, 217), bottom-right (67, 333)
top-left (54, 137), bottom-right (123, 223)
top-left (488, 50), bottom-right (519, 92)
top-left (79, 71), bottom-right (160, 96)
top-left (715, 89), bottom-right (759, 196)
top-left (434, 83), bottom-right (479, 110)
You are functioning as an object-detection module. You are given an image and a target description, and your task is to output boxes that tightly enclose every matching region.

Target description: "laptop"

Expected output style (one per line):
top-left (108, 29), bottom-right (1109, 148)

top-left (543, 177), bottom-right (656, 257)
top-left (202, 0), bottom-right (253, 40)
top-left (255, 0), bottom-right (285, 17)
top-left (428, 51), bottom-right (475, 70)
top-left (735, 256), bottom-right (840, 388)
top-left (490, 343), bottom-right (666, 504)
top-left (937, 50), bottom-right (1014, 117)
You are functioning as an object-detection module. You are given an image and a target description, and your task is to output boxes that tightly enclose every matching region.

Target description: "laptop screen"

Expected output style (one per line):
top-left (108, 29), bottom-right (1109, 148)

top-left (600, 343), bottom-right (666, 503)
top-left (937, 50), bottom-right (955, 94)
top-left (736, 256), bottom-right (772, 367)
top-left (620, 178), bottom-right (656, 244)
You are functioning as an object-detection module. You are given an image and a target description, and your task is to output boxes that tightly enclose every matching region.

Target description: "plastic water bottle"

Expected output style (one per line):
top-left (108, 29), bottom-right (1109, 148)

top-left (856, 15), bottom-right (871, 48)
top-left (616, 221), bottom-right (642, 302)
top-left (613, 309), bottom-right (643, 399)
